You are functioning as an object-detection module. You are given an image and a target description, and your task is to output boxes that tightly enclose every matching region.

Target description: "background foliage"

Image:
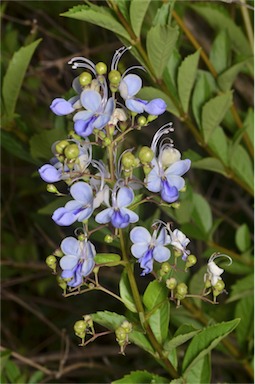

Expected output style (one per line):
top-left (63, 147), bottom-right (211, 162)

top-left (1, 1), bottom-right (254, 383)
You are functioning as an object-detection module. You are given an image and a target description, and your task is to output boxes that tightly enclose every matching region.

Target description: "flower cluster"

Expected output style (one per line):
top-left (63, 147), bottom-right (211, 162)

top-left (40, 46), bottom-right (193, 288)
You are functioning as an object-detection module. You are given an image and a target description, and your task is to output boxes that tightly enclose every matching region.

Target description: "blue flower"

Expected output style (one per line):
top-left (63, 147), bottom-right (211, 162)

top-left (119, 74), bottom-right (166, 115)
top-left (38, 163), bottom-right (62, 183)
top-left (52, 182), bottom-right (94, 226)
top-left (73, 90), bottom-right (114, 137)
top-left (60, 236), bottom-right (95, 287)
top-left (130, 226), bottom-right (170, 275)
top-left (50, 77), bottom-right (82, 116)
top-left (95, 186), bottom-right (138, 228)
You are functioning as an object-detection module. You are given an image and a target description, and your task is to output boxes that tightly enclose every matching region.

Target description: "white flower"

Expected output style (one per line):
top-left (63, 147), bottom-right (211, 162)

top-left (206, 253), bottom-right (232, 287)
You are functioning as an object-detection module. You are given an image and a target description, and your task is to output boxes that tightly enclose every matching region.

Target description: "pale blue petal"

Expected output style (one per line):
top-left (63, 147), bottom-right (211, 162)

top-left (165, 159), bottom-right (191, 177)
top-left (72, 76), bottom-right (82, 94)
top-left (126, 98), bottom-right (145, 113)
top-left (74, 119), bottom-right (95, 137)
top-left (38, 164), bottom-right (62, 183)
top-left (131, 243), bottom-right (149, 259)
top-left (65, 200), bottom-right (83, 212)
top-left (73, 110), bottom-right (94, 122)
top-left (94, 114), bottom-right (111, 129)
top-left (52, 208), bottom-right (76, 226)
top-left (80, 90), bottom-right (101, 112)
top-left (105, 97), bottom-right (115, 114)
top-left (87, 241), bottom-right (96, 258)
top-left (156, 228), bottom-right (169, 246)
top-left (60, 255), bottom-right (78, 270)
top-left (70, 182), bottom-right (93, 204)
top-left (95, 208), bottom-right (113, 224)
top-left (147, 169), bottom-right (161, 192)
top-left (77, 206), bottom-right (93, 221)
top-left (61, 237), bottom-right (80, 256)
top-left (166, 175), bottom-right (185, 191)
top-left (117, 187), bottom-right (134, 208)
top-left (144, 98), bottom-right (167, 115)
top-left (50, 98), bottom-right (75, 116)
top-left (81, 258), bottom-right (95, 276)
top-left (130, 227), bottom-right (151, 244)
top-left (121, 208), bottom-right (139, 223)
top-left (153, 245), bottom-right (170, 262)
top-left (120, 74), bottom-right (142, 98)
top-left (160, 180), bottom-right (179, 203)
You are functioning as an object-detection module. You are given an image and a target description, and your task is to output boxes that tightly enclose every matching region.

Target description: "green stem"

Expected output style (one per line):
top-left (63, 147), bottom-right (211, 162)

top-left (240, 0), bottom-right (254, 53)
top-left (119, 229), bottom-right (179, 379)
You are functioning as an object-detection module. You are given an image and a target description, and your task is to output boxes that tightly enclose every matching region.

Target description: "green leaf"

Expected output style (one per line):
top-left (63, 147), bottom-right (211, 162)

top-left (227, 273), bottom-right (254, 303)
top-left (192, 157), bottom-right (227, 176)
top-left (148, 302), bottom-right (170, 344)
top-left (115, 0), bottom-right (130, 21)
top-left (137, 86), bottom-right (179, 117)
top-left (229, 144), bottom-right (254, 191)
top-left (129, 330), bottom-right (154, 354)
top-left (147, 24), bottom-right (179, 79)
top-left (235, 296), bottom-right (254, 348)
top-left (113, 370), bottom-right (169, 383)
top-left (164, 324), bottom-right (201, 351)
top-left (208, 126), bottom-right (229, 165)
top-left (130, 0), bottom-right (151, 37)
top-left (143, 280), bottom-right (168, 310)
top-left (192, 193), bottom-right (212, 234)
top-left (170, 379), bottom-right (185, 384)
top-left (94, 253), bottom-right (121, 265)
top-left (61, 4), bottom-right (131, 41)
top-left (2, 39), bottom-right (41, 117)
top-left (0, 350), bottom-right (11, 374)
top-left (28, 371), bottom-right (44, 384)
top-left (92, 311), bottom-right (126, 330)
top-left (190, 4), bottom-right (251, 56)
top-left (4, 359), bottom-right (21, 383)
top-left (153, 2), bottom-right (173, 26)
top-left (177, 50), bottom-right (200, 113)
top-left (243, 108), bottom-right (254, 145)
top-left (1, 131), bottom-right (38, 165)
top-left (38, 197), bottom-right (70, 215)
top-left (182, 318), bottom-right (240, 373)
top-left (235, 224), bottom-right (251, 253)
top-left (192, 70), bottom-right (216, 127)
top-left (218, 58), bottom-right (253, 91)
top-left (210, 30), bottom-right (231, 74)
top-left (201, 91), bottom-right (232, 143)
top-left (119, 270), bottom-right (137, 313)
top-left (183, 354), bottom-right (211, 384)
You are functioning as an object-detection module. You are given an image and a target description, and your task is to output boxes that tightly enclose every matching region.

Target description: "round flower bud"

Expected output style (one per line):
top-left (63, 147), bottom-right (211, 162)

top-left (64, 144), bottom-right (79, 159)
top-left (47, 184), bottom-right (58, 194)
top-left (79, 71), bottom-right (92, 86)
top-left (121, 321), bottom-right (132, 333)
top-left (176, 283), bottom-right (188, 296)
top-left (55, 140), bottom-right (69, 154)
top-left (122, 153), bottom-right (135, 169)
top-left (54, 248), bottom-right (64, 257)
top-left (171, 202), bottom-right (180, 209)
top-left (46, 255), bottom-right (57, 270)
top-left (108, 70), bottom-right (121, 85)
top-left (69, 130), bottom-right (81, 140)
top-left (103, 138), bottom-right (111, 147)
top-left (147, 114), bottom-right (157, 123)
top-left (115, 327), bottom-right (127, 342)
top-left (205, 279), bottom-right (212, 289)
top-left (185, 255), bottom-right (197, 269)
top-left (56, 276), bottom-right (67, 290)
top-left (160, 262), bottom-right (171, 275)
top-left (213, 280), bottom-right (225, 292)
top-left (104, 234), bottom-right (113, 244)
top-left (138, 146), bottom-right (154, 163)
top-left (95, 62), bottom-right (107, 75)
top-left (74, 320), bottom-right (87, 337)
top-left (137, 116), bottom-right (147, 126)
top-left (161, 148), bottom-right (181, 168)
top-left (119, 121), bottom-right (128, 132)
top-left (213, 289), bottom-right (221, 297)
top-left (78, 234), bottom-right (86, 241)
top-left (173, 248), bottom-right (183, 258)
top-left (166, 277), bottom-right (177, 290)
top-left (143, 164), bottom-right (152, 176)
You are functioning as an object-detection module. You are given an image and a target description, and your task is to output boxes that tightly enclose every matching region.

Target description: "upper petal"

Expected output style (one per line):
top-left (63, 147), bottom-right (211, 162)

top-left (60, 255), bottom-right (78, 270)
top-left (130, 227), bottom-right (151, 244)
top-left (156, 228), bottom-right (169, 246)
top-left (117, 187), bottom-right (134, 208)
top-left (95, 207), bottom-right (113, 224)
top-left (131, 243), bottom-right (149, 259)
top-left (61, 237), bottom-right (80, 256)
top-left (153, 245), bottom-right (170, 262)
top-left (147, 169), bottom-right (161, 192)
top-left (166, 175), bottom-right (185, 191)
top-left (80, 90), bottom-right (102, 112)
top-left (70, 182), bottom-right (93, 204)
top-left (119, 74), bottom-right (142, 98)
top-left (73, 110), bottom-right (94, 122)
top-left (165, 159), bottom-right (191, 177)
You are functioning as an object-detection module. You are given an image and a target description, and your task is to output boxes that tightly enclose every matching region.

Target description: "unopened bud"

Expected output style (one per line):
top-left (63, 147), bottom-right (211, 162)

top-left (173, 248), bottom-right (183, 258)
top-left (56, 276), bottom-right (67, 290)
top-left (47, 184), bottom-right (58, 194)
top-left (116, 326), bottom-right (127, 343)
top-left (147, 114), bottom-right (157, 123)
top-left (109, 70), bottom-right (121, 85)
top-left (143, 164), bottom-right (152, 176)
top-left (160, 262), bottom-right (171, 276)
top-left (122, 153), bottom-right (135, 169)
top-left (166, 277), bottom-right (177, 290)
top-left (46, 255), bottom-right (57, 271)
top-left (79, 71), bottom-right (92, 86)
top-left (64, 144), bottom-right (79, 159)
top-left (95, 62), bottom-right (107, 75)
top-left (138, 146), bottom-right (154, 163)
top-left (104, 234), bottom-right (113, 244)
top-left (171, 202), bottom-right (180, 209)
top-left (137, 116), bottom-right (147, 126)
top-left (55, 140), bottom-right (69, 154)
top-left (121, 321), bottom-right (132, 333)
top-left (213, 280), bottom-right (225, 292)
top-left (103, 138), bottom-right (111, 147)
top-left (176, 283), bottom-right (188, 299)
top-left (185, 255), bottom-right (197, 269)
top-left (54, 248), bottom-right (64, 257)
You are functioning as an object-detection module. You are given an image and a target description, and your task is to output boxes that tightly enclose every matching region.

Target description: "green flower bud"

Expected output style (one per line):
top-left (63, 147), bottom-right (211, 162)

top-left (104, 234), bottom-right (113, 244)
top-left (55, 140), bottom-right (69, 154)
top-left (171, 202), bottom-right (180, 209)
top-left (205, 279), bottom-right (212, 289)
top-left (83, 315), bottom-right (93, 329)
top-left (173, 248), bottom-right (183, 258)
top-left (79, 71), bottom-right (92, 86)
top-left (69, 130), bottom-right (81, 140)
top-left (137, 116), bottom-right (147, 126)
top-left (108, 70), bottom-right (121, 85)
top-left (122, 152), bottom-right (135, 169)
top-left (166, 277), bottom-right (177, 290)
top-left (56, 276), bottom-right (67, 290)
top-left (95, 62), bottom-right (107, 75)
top-left (56, 154), bottom-right (65, 163)
top-left (54, 248), bottom-right (64, 257)
top-left (64, 144), bottom-right (80, 159)
top-left (185, 255), bottom-right (197, 269)
top-left (138, 146), bottom-right (154, 163)
top-left (116, 326), bottom-right (127, 342)
top-left (47, 184), bottom-right (58, 194)
top-left (213, 280), bottom-right (225, 292)
top-left (103, 137), bottom-right (111, 147)
top-left (119, 121), bottom-right (128, 132)
top-left (160, 262), bottom-right (171, 275)
top-left (78, 234), bottom-right (86, 241)
top-left (98, 131), bottom-right (106, 139)
top-left (121, 321), bottom-right (132, 333)
top-left (143, 164), bottom-right (152, 176)
top-left (213, 289), bottom-right (221, 297)
top-left (46, 255), bottom-right (57, 270)
top-left (147, 114), bottom-right (157, 123)
top-left (74, 320), bottom-right (87, 339)
top-left (176, 283), bottom-right (188, 296)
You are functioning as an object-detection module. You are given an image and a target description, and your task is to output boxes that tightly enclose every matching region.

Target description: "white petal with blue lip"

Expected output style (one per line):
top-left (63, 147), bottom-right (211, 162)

top-left (130, 226), bottom-right (151, 244)
top-left (60, 255), bottom-right (78, 270)
top-left (165, 159), bottom-right (191, 176)
top-left (61, 237), bottom-right (80, 256)
top-left (153, 245), bottom-right (170, 262)
top-left (121, 208), bottom-right (139, 223)
top-left (80, 90), bottom-right (102, 112)
top-left (77, 206), bottom-right (93, 221)
top-left (70, 182), bottom-right (93, 204)
top-left (131, 243), bottom-right (149, 259)
top-left (166, 174), bottom-right (185, 191)
top-left (95, 207), bottom-right (113, 224)
top-left (119, 74), bottom-right (142, 98)
top-left (117, 187), bottom-right (134, 208)
top-left (125, 99), bottom-right (145, 113)
top-left (147, 169), bottom-right (161, 192)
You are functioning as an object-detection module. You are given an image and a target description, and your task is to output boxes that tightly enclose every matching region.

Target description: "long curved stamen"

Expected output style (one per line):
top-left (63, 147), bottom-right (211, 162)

top-left (122, 65), bottom-right (146, 78)
top-left (68, 57), bottom-right (97, 76)
top-left (209, 252), bottom-right (232, 266)
top-left (74, 227), bottom-right (87, 238)
top-left (91, 160), bottom-right (106, 191)
top-left (151, 123), bottom-right (174, 155)
top-left (111, 46), bottom-right (132, 71)
top-left (100, 77), bottom-right (108, 107)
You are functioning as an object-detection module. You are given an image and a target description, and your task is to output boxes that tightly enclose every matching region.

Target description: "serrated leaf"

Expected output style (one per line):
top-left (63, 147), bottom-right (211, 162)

top-left (235, 224), bottom-right (251, 253)
top-left (177, 50), bottom-right (200, 113)
top-left (1, 131), bottom-right (38, 165)
top-left (137, 86), bottom-right (179, 117)
top-left (192, 157), bottom-right (227, 176)
top-left (164, 324), bottom-right (201, 351)
top-left (119, 270), bottom-right (137, 313)
top-left (218, 58), bottom-right (253, 91)
top-left (61, 5), bottom-right (130, 41)
top-left (192, 71), bottom-right (216, 127)
top-left (235, 296), bottom-right (254, 348)
top-left (182, 318), bottom-right (240, 373)
top-left (143, 280), bottom-right (168, 310)
top-left (190, 4), bottom-right (251, 56)
top-left (208, 126), bottom-right (229, 165)
top-left (92, 311), bottom-right (126, 330)
top-left (192, 193), bottom-right (212, 234)
top-left (94, 253), bottom-right (121, 265)
top-left (153, 2), bottom-right (172, 26)
top-left (201, 91), bottom-right (232, 143)
top-left (210, 30), bottom-right (231, 74)
top-left (183, 354), bottom-right (211, 384)
top-left (113, 370), bottom-right (169, 383)
top-left (147, 24), bottom-right (179, 79)
top-left (2, 39), bottom-right (41, 117)
top-left (227, 273), bottom-right (254, 303)
top-left (148, 302), bottom-right (170, 344)
top-left (229, 144), bottom-right (254, 191)
top-left (130, 0), bottom-right (151, 37)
